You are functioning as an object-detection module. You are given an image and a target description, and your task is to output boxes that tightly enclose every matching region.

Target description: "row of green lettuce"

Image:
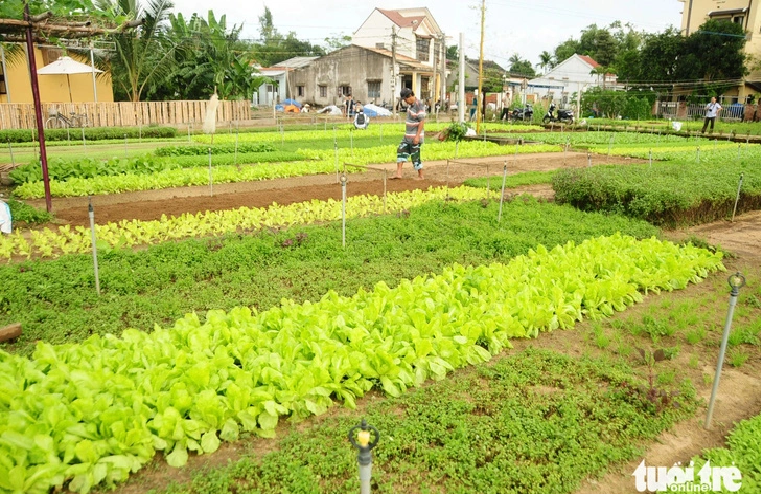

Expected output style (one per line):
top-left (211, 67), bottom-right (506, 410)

top-left (0, 186), bottom-right (489, 260)
top-left (11, 141), bottom-right (560, 199)
top-left (0, 234), bottom-right (725, 493)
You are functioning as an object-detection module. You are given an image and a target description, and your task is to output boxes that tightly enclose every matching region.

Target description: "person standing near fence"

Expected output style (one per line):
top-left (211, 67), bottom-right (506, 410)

top-left (392, 88), bottom-right (425, 180)
top-left (701, 97), bottom-right (722, 133)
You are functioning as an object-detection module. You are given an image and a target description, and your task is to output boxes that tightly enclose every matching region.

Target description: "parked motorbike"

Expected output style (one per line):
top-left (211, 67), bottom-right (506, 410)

top-left (543, 104), bottom-right (574, 124)
top-left (510, 104), bottom-right (533, 122)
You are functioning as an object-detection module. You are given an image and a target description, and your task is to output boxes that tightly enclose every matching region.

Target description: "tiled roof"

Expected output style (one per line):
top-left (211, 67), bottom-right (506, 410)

top-left (578, 55), bottom-right (600, 68)
top-left (377, 9), bottom-right (426, 31)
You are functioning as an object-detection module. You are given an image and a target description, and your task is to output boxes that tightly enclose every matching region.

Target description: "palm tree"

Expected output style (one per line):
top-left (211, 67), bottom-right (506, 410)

top-left (96, 0), bottom-right (178, 102)
top-left (537, 51), bottom-right (554, 72)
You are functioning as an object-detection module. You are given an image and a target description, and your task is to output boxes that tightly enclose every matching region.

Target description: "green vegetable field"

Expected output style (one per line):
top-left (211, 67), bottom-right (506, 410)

top-left (1, 122), bottom-right (760, 494)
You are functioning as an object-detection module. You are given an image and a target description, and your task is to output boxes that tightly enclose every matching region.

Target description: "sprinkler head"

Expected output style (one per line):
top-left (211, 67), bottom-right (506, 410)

top-left (728, 273), bottom-right (746, 295)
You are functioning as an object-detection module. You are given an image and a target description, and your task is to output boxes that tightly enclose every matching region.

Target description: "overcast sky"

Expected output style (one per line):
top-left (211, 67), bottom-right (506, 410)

top-left (169, 0), bottom-right (684, 67)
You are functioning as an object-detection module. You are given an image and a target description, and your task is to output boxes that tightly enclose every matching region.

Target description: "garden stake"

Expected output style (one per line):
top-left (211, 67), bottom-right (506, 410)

top-left (455, 141), bottom-right (459, 159)
top-left (187, 122), bottom-right (191, 142)
top-left (737, 144), bottom-right (741, 160)
top-left (124, 134), bottom-right (128, 158)
top-left (696, 147), bottom-right (700, 162)
top-left (513, 144), bottom-right (518, 167)
top-left (608, 135), bottom-right (613, 156)
top-left (139, 125), bottom-right (142, 143)
top-left (732, 173), bottom-right (744, 222)
top-left (349, 419), bottom-right (379, 494)
top-left (380, 123), bottom-right (383, 142)
top-left (82, 127), bottom-right (86, 150)
top-left (7, 140), bottom-right (14, 166)
top-left (334, 141), bottom-right (339, 183)
top-left (649, 149), bottom-right (652, 168)
top-left (341, 174), bottom-right (347, 248)
top-left (498, 163), bottom-right (507, 223)
top-left (208, 148), bottom-right (213, 197)
top-left (66, 127), bottom-right (70, 142)
top-left (706, 273), bottom-right (746, 429)
top-left (88, 197), bottom-right (100, 295)
top-left (587, 152), bottom-right (591, 168)
top-left (563, 144), bottom-right (567, 165)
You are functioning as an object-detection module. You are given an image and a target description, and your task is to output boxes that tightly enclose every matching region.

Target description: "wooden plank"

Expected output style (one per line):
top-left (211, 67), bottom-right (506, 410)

top-left (0, 323), bottom-right (22, 343)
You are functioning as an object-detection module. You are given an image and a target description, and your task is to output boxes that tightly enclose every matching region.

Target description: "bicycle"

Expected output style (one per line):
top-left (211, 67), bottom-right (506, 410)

top-left (45, 111), bottom-right (89, 129)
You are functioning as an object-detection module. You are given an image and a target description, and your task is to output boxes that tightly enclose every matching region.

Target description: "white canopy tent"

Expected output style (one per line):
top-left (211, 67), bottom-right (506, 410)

top-left (37, 56), bottom-right (102, 103)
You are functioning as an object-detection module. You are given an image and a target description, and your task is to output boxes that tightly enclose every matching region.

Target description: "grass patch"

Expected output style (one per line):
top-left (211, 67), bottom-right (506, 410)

top-left (463, 170), bottom-right (556, 189)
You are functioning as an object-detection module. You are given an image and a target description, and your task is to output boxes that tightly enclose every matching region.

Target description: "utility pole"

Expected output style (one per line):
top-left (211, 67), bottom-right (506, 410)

top-left (391, 26), bottom-right (397, 117)
top-left (439, 33), bottom-right (446, 109)
top-left (458, 32), bottom-right (465, 124)
top-left (476, 0), bottom-right (486, 134)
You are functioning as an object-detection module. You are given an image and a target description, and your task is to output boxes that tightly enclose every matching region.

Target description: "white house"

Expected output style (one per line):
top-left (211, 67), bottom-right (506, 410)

top-left (528, 54), bottom-right (618, 107)
top-left (352, 7), bottom-right (447, 102)
top-left (254, 56), bottom-right (318, 106)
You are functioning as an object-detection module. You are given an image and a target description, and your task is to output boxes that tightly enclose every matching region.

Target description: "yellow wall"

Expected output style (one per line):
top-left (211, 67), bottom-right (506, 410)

top-left (678, 0), bottom-right (761, 96)
top-left (0, 47), bottom-right (113, 104)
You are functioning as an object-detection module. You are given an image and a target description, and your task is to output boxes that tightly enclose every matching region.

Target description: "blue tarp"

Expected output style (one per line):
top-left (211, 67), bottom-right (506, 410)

top-left (282, 98), bottom-right (302, 108)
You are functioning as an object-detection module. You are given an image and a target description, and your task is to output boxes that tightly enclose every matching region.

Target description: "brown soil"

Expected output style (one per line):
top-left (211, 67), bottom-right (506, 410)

top-left (29, 152), bottom-right (640, 227)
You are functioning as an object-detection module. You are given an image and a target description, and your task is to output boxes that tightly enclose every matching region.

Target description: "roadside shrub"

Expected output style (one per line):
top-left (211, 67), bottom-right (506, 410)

top-left (0, 126), bottom-right (177, 143)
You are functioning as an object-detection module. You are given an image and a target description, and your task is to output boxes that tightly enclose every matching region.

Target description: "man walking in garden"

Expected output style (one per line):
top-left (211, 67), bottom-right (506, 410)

top-left (393, 88), bottom-right (425, 180)
top-left (701, 96), bottom-right (722, 133)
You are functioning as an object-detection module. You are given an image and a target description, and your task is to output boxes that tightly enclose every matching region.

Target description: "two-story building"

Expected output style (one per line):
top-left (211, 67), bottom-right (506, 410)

top-left (677, 0), bottom-right (761, 101)
top-left (288, 7), bottom-right (447, 108)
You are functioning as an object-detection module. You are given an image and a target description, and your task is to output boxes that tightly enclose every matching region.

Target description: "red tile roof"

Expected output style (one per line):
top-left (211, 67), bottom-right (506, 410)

top-left (377, 9), bottom-right (425, 31)
top-left (578, 55), bottom-right (600, 68)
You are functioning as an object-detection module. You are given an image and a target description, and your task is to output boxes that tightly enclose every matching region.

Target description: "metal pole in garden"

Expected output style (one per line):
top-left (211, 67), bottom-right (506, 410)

top-left (705, 273), bottom-right (746, 429)
top-left (587, 152), bottom-right (591, 167)
top-left (349, 420), bottom-right (379, 494)
top-left (696, 146), bottom-right (700, 162)
top-left (88, 197), bottom-right (101, 295)
top-left (649, 149), bottom-right (652, 168)
top-left (498, 162), bottom-right (507, 223)
top-left (82, 127), bottom-right (87, 150)
top-left (188, 122), bottom-right (191, 143)
top-left (608, 135), bottom-right (613, 156)
top-left (124, 134), bottom-right (128, 158)
top-left (455, 141), bottom-right (459, 159)
top-left (208, 148), bottom-right (213, 197)
top-left (380, 123), bottom-right (383, 142)
top-left (341, 174), bottom-right (347, 248)
top-left (737, 144), bottom-right (741, 160)
top-left (732, 173), bottom-right (744, 222)
top-left (234, 125), bottom-right (239, 167)
top-left (7, 140), bottom-right (14, 166)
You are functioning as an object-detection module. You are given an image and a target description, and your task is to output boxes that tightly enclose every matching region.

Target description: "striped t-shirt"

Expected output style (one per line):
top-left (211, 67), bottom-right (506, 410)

top-left (404, 98), bottom-right (426, 143)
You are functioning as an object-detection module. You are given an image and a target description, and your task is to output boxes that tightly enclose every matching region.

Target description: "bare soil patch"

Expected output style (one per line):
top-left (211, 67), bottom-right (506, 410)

top-left (29, 153), bottom-right (640, 226)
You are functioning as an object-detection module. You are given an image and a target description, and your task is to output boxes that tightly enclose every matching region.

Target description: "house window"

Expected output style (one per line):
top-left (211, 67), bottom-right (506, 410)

top-left (339, 85), bottom-right (352, 96)
top-left (319, 85), bottom-right (327, 97)
top-left (416, 37), bottom-right (431, 62)
top-left (367, 81), bottom-right (381, 98)
top-left (297, 86), bottom-right (304, 97)
top-left (734, 15), bottom-right (744, 24)
top-left (0, 74), bottom-right (6, 95)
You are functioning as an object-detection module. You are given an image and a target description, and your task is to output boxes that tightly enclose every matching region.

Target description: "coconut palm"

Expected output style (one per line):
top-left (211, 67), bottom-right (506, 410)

top-left (95, 0), bottom-right (178, 102)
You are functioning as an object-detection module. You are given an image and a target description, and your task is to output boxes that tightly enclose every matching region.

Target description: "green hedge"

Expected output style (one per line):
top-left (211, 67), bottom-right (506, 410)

top-left (154, 143), bottom-right (276, 157)
top-left (0, 126), bottom-right (178, 143)
top-left (552, 160), bottom-right (761, 227)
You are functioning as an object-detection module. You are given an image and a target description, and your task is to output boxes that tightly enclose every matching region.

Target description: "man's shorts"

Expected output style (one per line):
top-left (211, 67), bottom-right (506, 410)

top-left (397, 140), bottom-right (422, 170)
